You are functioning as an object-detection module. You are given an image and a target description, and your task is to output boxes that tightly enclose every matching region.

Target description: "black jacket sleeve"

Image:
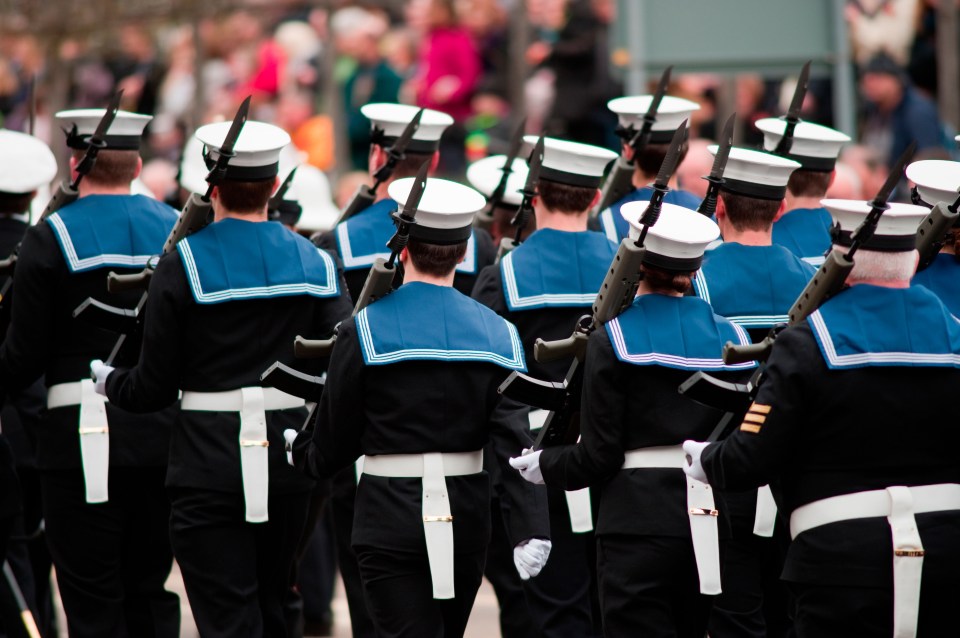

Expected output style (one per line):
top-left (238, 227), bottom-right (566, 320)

top-left (470, 263), bottom-right (508, 316)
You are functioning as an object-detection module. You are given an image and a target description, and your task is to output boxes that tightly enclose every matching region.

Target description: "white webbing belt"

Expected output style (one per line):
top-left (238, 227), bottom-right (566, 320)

top-left (529, 409), bottom-right (593, 533)
top-left (754, 484), bottom-right (777, 537)
top-left (622, 445), bottom-right (721, 595)
top-left (362, 450), bottom-right (484, 600)
top-left (48, 380), bottom-right (110, 504)
top-left (790, 483), bottom-right (960, 638)
top-left (181, 388), bottom-right (304, 523)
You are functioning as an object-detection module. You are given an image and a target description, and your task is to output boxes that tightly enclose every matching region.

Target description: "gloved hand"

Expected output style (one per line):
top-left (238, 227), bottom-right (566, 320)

top-left (509, 449), bottom-right (544, 484)
top-left (90, 359), bottom-right (115, 397)
top-left (283, 429), bottom-right (298, 466)
top-left (513, 538), bottom-right (551, 580)
top-left (682, 440), bottom-right (710, 483)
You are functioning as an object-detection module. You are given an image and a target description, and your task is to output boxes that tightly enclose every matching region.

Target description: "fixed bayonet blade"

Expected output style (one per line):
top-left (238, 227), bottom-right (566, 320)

top-left (503, 118), bottom-right (527, 167)
top-left (644, 65), bottom-right (674, 123)
top-left (89, 90), bottom-right (124, 149)
top-left (219, 95), bottom-right (251, 160)
top-left (708, 113), bottom-right (736, 181)
top-left (392, 108), bottom-right (424, 155)
top-left (523, 135), bottom-right (545, 196)
top-left (270, 167), bottom-right (298, 208)
top-left (399, 160), bottom-right (430, 221)
top-left (786, 61), bottom-right (811, 122)
top-left (871, 141), bottom-right (916, 208)
top-left (653, 119), bottom-right (687, 190)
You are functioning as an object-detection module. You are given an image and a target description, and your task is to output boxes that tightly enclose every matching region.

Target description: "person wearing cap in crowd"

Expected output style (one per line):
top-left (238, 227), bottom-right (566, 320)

top-left (0, 108), bottom-right (181, 637)
top-left (472, 136), bottom-right (618, 638)
top-left (90, 120), bottom-right (352, 636)
top-left (467, 153), bottom-right (534, 246)
top-left (757, 118), bottom-right (851, 265)
top-left (313, 101), bottom-right (497, 637)
top-left (684, 198), bottom-right (960, 638)
top-left (288, 176), bottom-right (551, 638)
top-left (690, 145), bottom-right (813, 638)
top-left (0, 129), bottom-right (58, 635)
top-left (269, 163), bottom-right (341, 236)
top-left (597, 95), bottom-right (702, 243)
top-left (906, 158), bottom-right (960, 316)
top-left (510, 202), bottom-right (757, 637)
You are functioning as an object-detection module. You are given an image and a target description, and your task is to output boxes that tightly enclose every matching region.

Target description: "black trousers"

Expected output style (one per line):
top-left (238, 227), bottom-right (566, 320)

top-left (169, 487), bottom-right (310, 638)
top-left (40, 467), bottom-right (178, 638)
top-left (522, 487), bottom-right (600, 637)
top-left (482, 496), bottom-right (536, 638)
top-left (331, 468), bottom-right (376, 637)
top-left (790, 581), bottom-right (960, 638)
top-left (355, 545), bottom-right (486, 638)
top-left (596, 534), bottom-right (714, 638)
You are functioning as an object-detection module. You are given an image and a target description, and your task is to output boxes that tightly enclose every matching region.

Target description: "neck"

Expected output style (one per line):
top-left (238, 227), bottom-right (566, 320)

top-left (214, 208), bottom-right (268, 223)
top-left (784, 193), bottom-right (825, 211)
top-left (849, 278), bottom-right (911, 289)
top-left (632, 170), bottom-right (677, 191)
top-left (721, 227), bottom-right (772, 246)
top-left (637, 280), bottom-right (683, 297)
top-left (374, 175), bottom-right (399, 203)
top-left (534, 205), bottom-right (588, 232)
top-left (402, 265), bottom-right (455, 287)
top-left (78, 182), bottom-right (131, 197)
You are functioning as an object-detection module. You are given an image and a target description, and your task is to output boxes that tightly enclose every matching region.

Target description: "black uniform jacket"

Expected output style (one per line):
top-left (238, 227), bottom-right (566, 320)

top-left (106, 248), bottom-right (353, 494)
top-left (702, 323), bottom-right (960, 587)
top-left (293, 315), bottom-right (550, 554)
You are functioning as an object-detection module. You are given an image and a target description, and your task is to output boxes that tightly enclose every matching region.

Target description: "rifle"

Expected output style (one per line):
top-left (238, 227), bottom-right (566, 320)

top-left (0, 91), bottom-right (123, 306)
top-left (498, 122), bottom-right (688, 449)
top-left (495, 135), bottom-right (544, 262)
top-left (591, 66), bottom-right (673, 217)
top-left (679, 142), bottom-right (916, 439)
top-left (261, 160), bottom-right (430, 401)
top-left (771, 61), bottom-right (811, 156)
top-left (73, 96), bottom-right (252, 366)
top-left (914, 191), bottom-right (960, 272)
top-left (479, 118), bottom-right (526, 223)
top-left (696, 113), bottom-right (736, 217)
top-left (2, 561), bottom-right (40, 638)
top-left (334, 108), bottom-right (424, 226)
top-left (267, 167), bottom-right (299, 224)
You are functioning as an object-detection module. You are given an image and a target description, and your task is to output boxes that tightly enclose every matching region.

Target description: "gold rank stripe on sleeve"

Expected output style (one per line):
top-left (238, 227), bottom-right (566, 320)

top-left (740, 403), bottom-right (772, 433)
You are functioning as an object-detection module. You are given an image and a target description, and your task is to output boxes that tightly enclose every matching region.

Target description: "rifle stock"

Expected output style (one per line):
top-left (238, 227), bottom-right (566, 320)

top-left (533, 331), bottom-right (588, 365)
top-left (592, 155), bottom-right (635, 217)
top-left (41, 181), bottom-right (80, 219)
top-left (916, 200), bottom-right (960, 271)
top-left (335, 184), bottom-right (377, 226)
top-left (495, 237), bottom-right (519, 263)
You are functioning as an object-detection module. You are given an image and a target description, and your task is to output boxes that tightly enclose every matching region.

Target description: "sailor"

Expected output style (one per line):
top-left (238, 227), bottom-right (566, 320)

top-left (510, 202), bottom-right (758, 637)
top-left (684, 198), bottom-right (960, 638)
top-left (91, 120), bottom-right (352, 636)
top-left (0, 129), bottom-right (57, 634)
top-left (288, 176), bottom-right (551, 638)
top-left (756, 117), bottom-right (851, 265)
top-left (0, 109), bottom-right (181, 637)
top-left (690, 144), bottom-right (812, 637)
top-left (467, 153), bottom-right (534, 245)
top-left (472, 135), bottom-right (617, 637)
top-left (597, 95), bottom-right (701, 242)
top-left (906, 158), bottom-right (960, 315)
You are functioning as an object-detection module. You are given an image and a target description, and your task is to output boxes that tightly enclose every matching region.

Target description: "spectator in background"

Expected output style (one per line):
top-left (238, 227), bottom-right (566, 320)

top-left (406, 0), bottom-right (482, 176)
top-left (827, 161), bottom-right (865, 200)
top-left (111, 25), bottom-right (164, 121)
top-left (859, 52), bottom-right (947, 169)
top-left (331, 7), bottom-right (402, 171)
top-left (841, 144), bottom-right (888, 199)
top-left (675, 138), bottom-right (716, 200)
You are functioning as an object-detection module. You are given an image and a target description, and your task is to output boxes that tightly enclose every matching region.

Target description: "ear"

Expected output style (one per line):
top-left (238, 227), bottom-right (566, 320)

top-left (589, 188), bottom-right (601, 210)
top-left (714, 193), bottom-right (727, 220)
top-left (369, 145), bottom-right (385, 174)
top-left (210, 185), bottom-right (220, 202)
top-left (827, 169), bottom-right (837, 189)
top-left (399, 246), bottom-right (410, 264)
top-left (132, 157), bottom-right (143, 180)
top-left (771, 198), bottom-right (787, 223)
top-left (622, 142), bottom-right (635, 162)
top-left (429, 151), bottom-right (440, 173)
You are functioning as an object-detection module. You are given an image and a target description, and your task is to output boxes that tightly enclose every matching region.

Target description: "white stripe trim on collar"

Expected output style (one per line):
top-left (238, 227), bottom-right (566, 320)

top-left (48, 213), bottom-right (155, 273)
top-left (607, 316), bottom-right (755, 370)
top-left (598, 208), bottom-right (619, 243)
top-left (501, 250), bottom-right (596, 309)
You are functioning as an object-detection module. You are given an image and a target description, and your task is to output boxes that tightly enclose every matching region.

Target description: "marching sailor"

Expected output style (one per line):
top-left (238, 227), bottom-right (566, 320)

top-left (511, 202), bottom-right (757, 637)
top-left (756, 117), bottom-right (851, 265)
top-left (597, 95), bottom-right (701, 242)
top-left (905, 158), bottom-right (960, 315)
top-left (472, 136), bottom-right (617, 637)
top-left (467, 153), bottom-right (534, 246)
top-left (684, 198), bottom-right (960, 638)
top-left (289, 176), bottom-right (550, 638)
top-left (0, 110), bottom-right (181, 637)
top-left (92, 120), bottom-right (352, 636)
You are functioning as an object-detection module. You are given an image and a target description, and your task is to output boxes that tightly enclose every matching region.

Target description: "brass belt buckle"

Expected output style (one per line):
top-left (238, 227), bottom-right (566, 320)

top-left (240, 440), bottom-right (270, 447)
top-left (423, 515), bottom-right (454, 523)
top-left (689, 508), bottom-right (719, 517)
top-left (79, 427), bottom-right (109, 435)
top-left (894, 548), bottom-right (925, 558)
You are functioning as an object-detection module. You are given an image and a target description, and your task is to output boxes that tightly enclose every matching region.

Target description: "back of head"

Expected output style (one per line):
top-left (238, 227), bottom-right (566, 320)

top-left (719, 191), bottom-right (781, 232)
top-left (787, 169), bottom-right (833, 199)
top-left (538, 180), bottom-right (596, 215)
top-left (74, 149), bottom-right (139, 190)
top-left (407, 239), bottom-right (468, 277)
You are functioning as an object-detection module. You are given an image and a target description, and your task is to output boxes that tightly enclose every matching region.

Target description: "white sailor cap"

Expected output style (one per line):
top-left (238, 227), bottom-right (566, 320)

top-left (822, 198), bottom-right (928, 252)
top-left (620, 201), bottom-right (720, 271)
top-left (524, 135), bottom-right (617, 188)
top-left (361, 103), bottom-right (453, 153)
top-left (0, 130), bottom-right (58, 194)
top-left (271, 164), bottom-right (339, 233)
top-left (179, 135), bottom-right (207, 195)
top-left (905, 159), bottom-right (960, 207)
top-left (466, 155), bottom-right (530, 207)
top-left (711, 146), bottom-right (801, 201)
top-left (756, 118), bottom-right (851, 172)
top-left (195, 120), bottom-right (291, 182)
top-left (55, 109), bottom-right (152, 150)
top-left (607, 95), bottom-right (701, 144)
top-left (388, 177), bottom-right (485, 244)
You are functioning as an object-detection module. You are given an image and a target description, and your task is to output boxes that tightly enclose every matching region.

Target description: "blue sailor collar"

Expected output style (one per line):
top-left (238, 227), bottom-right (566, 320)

top-left (356, 282), bottom-right (526, 370)
top-left (500, 228), bottom-right (617, 311)
top-left (771, 207), bottom-right (833, 266)
top-left (606, 294), bottom-right (756, 371)
top-left (47, 194), bottom-right (177, 273)
top-left (335, 197), bottom-right (478, 274)
top-left (598, 187), bottom-right (703, 243)
top-left (912, 253), bottom-right (960, 317)
top-left (808, 284), bottom-right (960, 369)
top-left (693, 242), bottom-right (815, 329)
top-left (177, 218), bottom-right (338, 304)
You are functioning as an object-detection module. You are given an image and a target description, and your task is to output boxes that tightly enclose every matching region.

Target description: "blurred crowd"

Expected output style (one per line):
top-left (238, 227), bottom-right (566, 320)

top-left (0, 0), bottom-right (957, 216)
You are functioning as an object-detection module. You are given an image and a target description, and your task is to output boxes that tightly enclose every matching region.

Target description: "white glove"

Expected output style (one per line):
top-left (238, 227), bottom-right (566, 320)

top-left (283, 429), bottom-right (298, 466)
top-left (682, 440), bottom-right (710, 483)
top-left (509, 449), bottom-right (544, 485)
top-left (90, 359), bottom-right (115, 397)
top-left (513, 538), bottom-right (551, 580)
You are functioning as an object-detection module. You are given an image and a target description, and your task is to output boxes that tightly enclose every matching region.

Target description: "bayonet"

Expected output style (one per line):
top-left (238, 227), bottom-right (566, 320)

top-left (697, 113), bottom-right (736, 217)
top-left (485, 118), bottom-right (526, 214)
top-left (772, 61), bottom-right (811, 156)
top-left (268, 167), bottom-right (299, 220)
top-left (495, 134), bottom-right (543, 261)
